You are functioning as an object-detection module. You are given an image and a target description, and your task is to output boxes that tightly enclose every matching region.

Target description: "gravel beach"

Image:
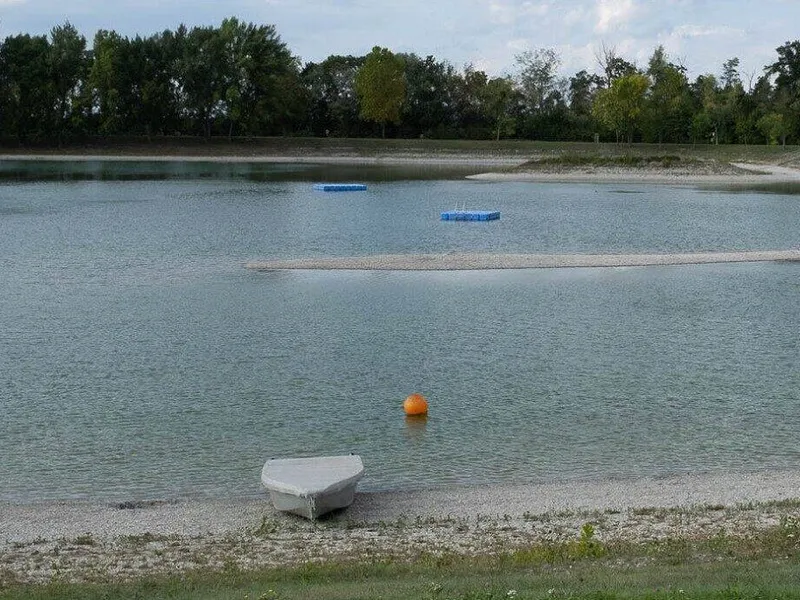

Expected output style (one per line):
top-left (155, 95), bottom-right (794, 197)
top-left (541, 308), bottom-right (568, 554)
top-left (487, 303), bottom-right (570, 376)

top-left (3, 470), bottom-right (800, 583)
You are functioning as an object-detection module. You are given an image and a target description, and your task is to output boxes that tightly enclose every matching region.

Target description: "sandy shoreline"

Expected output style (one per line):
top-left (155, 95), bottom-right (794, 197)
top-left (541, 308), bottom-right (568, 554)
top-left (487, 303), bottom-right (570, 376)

top-left (2, 154), bottom-right (800, 184)
top-left (3, 470), bottom-right (800, 583)
top-left (466, 162), bottom-right (800, 184)
top-left (246, 250), bottom-right (800, 272)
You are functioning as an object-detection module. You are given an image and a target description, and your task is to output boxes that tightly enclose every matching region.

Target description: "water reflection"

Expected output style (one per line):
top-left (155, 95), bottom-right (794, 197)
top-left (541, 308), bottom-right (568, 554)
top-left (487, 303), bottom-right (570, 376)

top-left (714, 181), bottom-right (800, 195)
top-left (403, 415), bottom-right (428, 443)
top-left (0, 160), bottom-right (483, 183)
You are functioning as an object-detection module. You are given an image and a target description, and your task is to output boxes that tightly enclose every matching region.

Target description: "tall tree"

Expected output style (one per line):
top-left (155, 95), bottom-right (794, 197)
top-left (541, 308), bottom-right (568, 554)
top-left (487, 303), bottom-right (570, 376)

top-left (89, 30), bottom-right (138, 134)
top-left (302, 55), bottom-right (365, 136)
top-left (690, 74), bottom-right (733, 144)
top-left (592, 72), bottom-right (649, 143)
top-left (0, 33), bottom-right (53, 140)
top-left (176, 24), bottom-right (227, 137)
top-left (451, 65), bottom-right (492, 139)
top-left (216, 18), bottom-right (300, 137)
top-left (644, 45), bottom-right (691, 143)
top-left (515, 48), bottom-right (568, 139)
top-left (515, 48), bottom-right (564, 113)
top-left (48, 22), bottom-right (90, 143)
top-left (567, 70), bottom-right (604, 141)
top-left (482, 76), bottom-right (516, 141)
top-left (400, 54), bottom-right (458, 138)
top-left (568, 70), bottom-right (603, 116)
top-left (595, 43), bottom-right (638, 88)
top-left (137, 30), bottom-right (183, 137)
top-left (766, 40), bottom-right (800, 142)
top-left (721, 57), bottom-right (742, 89)
top-left (354, 46), bottom-right (406, 137)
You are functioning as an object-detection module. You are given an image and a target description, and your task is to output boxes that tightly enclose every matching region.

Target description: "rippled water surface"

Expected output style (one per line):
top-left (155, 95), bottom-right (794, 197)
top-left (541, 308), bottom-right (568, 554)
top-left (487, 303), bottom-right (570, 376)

top-left (1, 163), bottom-right (798, 502)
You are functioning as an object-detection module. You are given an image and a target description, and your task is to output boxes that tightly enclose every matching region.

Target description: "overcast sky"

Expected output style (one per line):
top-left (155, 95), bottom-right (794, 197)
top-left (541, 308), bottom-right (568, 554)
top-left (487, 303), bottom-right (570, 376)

top-left (2, 0), bottom-right (797, 82)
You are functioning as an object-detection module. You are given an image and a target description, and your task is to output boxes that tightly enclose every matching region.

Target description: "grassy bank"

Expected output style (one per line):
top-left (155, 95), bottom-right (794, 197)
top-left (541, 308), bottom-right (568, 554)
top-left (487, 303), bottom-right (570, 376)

top-left (5, 560), bottom-right (800, 600)
top-left (3, 515), bottom-right (800, 600)
top-left (1, 136), bottom-right (798, 165)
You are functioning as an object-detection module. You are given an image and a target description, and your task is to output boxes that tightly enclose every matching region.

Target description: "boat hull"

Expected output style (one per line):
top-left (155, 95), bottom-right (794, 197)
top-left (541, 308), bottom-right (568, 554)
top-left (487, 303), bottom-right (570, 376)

top-left (266, 483), bottom-right (359, 520)
top-left (261, 454), bottom-right (364, 520)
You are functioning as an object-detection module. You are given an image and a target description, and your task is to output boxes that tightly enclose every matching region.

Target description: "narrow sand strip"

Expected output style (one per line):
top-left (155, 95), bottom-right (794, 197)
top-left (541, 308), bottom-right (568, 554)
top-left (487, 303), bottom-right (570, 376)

top-left (4, 471), bottom-right (800, 542)
top-left (246, 250), bottom-right (800, 271)
top-left (3, 471), bottom-right (800, 583)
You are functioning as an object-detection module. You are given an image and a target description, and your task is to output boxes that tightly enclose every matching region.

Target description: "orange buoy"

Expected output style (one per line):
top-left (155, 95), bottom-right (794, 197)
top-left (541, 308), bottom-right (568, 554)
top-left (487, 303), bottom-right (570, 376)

top-left (403, 393), bottom-right (428, 416)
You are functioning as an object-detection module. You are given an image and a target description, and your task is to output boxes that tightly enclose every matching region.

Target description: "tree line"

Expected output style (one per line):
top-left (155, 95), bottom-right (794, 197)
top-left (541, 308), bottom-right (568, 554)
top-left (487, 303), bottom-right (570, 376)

top-left (1, 17), bottom-right (798, 145)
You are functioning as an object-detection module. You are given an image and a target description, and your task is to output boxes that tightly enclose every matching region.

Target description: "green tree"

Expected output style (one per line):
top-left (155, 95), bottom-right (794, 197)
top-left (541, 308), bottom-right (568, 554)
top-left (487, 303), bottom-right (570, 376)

top-left (176, 24), bottom-right (227, 137)
top-left (216, 18), bottom-right (300, 137)
top-left (690, 74), bottom-right (738, 144)
top-left (644, 45), bottom-right (691, 143)
top-left (48, 22), bottom-right (90, 143)
top-left (451, 66), bottom-right (491, 139)
top-left (567, 70), bottom-right (603, 141)
top-left (757, 112), bottom-right (791, 145)
top-left (138, 31), bottom-right (184, 137)
top-left (354, 46), bottom-right (406, 137)
top-left (766, 41), bottom-right (800, 143)
top-left (89, 30), bottom-right (139, 134)
top-left (400, 54), bottom-right (458, 138)
top-left (515, 47), bottom-right (568, 139)
top-left (0, 33), bottom-right (53, 140)
top-left (768, 41), bottom-right (800, 96)
top-left (516, 48), bottom-right (564, 113)
top-left (482, 76), bottom-right (516, 141)
top-left (302, 55), bottom-right (365, 136)
top-left (592, 72), bottom-right (649, 143)
top-left (568, 70), bottom-right (603, 116)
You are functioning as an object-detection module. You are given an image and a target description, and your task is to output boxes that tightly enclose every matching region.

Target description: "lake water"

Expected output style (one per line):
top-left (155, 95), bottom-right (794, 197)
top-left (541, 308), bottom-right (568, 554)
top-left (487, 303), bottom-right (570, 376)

top-left (1, 161), bottom-right (798, 502)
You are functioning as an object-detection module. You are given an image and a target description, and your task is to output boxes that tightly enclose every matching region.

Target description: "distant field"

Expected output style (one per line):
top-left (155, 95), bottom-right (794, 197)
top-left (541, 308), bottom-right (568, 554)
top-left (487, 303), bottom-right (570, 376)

top-left (1, 136), bottom-right (799, 165)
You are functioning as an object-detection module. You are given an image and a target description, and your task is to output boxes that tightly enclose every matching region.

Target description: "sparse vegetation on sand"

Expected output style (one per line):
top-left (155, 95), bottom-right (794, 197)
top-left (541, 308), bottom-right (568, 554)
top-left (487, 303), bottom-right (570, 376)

top-left (3, 500), bottom-right (800, 599)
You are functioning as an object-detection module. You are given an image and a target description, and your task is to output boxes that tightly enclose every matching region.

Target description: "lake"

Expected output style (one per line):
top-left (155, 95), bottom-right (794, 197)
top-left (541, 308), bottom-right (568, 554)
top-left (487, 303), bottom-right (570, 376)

top-left (1, 161), bottom-right (798, 502)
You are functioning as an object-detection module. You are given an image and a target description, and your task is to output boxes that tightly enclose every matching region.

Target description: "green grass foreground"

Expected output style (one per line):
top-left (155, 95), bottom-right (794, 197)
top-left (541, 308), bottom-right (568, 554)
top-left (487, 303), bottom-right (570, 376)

top-left (3, 520), bottom-right (800, 600)
top-left (3, 557), bottom-right (800, 600)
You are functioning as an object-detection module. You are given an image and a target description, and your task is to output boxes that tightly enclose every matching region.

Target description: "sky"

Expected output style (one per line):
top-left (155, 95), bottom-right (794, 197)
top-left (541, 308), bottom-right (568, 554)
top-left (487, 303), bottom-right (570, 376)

top-left (1, 0), bottom-right (797, 83)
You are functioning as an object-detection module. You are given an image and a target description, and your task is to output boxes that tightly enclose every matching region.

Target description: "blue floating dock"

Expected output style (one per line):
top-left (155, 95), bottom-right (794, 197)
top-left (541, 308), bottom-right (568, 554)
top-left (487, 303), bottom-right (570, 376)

top-left (313, 183), bottom-right (367, 192)
top-left (441, 210), bottom-right (500, 221)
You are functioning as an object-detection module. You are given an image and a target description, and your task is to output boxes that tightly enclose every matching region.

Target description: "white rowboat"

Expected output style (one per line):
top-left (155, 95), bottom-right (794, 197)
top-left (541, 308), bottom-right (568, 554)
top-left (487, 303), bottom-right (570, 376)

top-left (261, 455), bottom-right (364, 520)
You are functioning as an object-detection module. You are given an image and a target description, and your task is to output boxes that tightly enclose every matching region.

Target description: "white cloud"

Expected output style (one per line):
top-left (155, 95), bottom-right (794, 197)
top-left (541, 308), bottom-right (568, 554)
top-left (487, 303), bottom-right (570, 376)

top-left (488, 0), bottom-right (550, 25)
top-left (595, 0), bottom-right (636, 33)
top-left (563, 8), bottom-right (586, 27)
top-left (672, 24), bottom-right (745, 39)
top-left (489, 1), bottom-right (517, 25)
top-left (521, 2), bottom-right (550, 17)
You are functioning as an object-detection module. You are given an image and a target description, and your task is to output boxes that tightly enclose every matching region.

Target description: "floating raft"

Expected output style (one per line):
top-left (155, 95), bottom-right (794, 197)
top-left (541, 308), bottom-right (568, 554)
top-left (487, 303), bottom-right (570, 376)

top-left (313, 183), bottom-right (367, 192)
top-left (441, 210), bottom-right (500, 221)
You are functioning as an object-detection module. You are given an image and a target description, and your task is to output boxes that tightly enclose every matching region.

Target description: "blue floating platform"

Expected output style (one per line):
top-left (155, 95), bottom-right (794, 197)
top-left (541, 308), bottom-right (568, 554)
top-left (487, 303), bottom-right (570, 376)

top-left (313, 183), bottom-right (367, 192)
top-left (441, 210), bottom-right (500, 221)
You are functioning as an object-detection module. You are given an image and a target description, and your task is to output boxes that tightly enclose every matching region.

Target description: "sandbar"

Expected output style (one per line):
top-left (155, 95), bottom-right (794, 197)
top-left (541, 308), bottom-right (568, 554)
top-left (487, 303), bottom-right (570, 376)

top-left (246, 250), bottom-right (800, 272)
top-left (467, 162), bottom-right (800, 184)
